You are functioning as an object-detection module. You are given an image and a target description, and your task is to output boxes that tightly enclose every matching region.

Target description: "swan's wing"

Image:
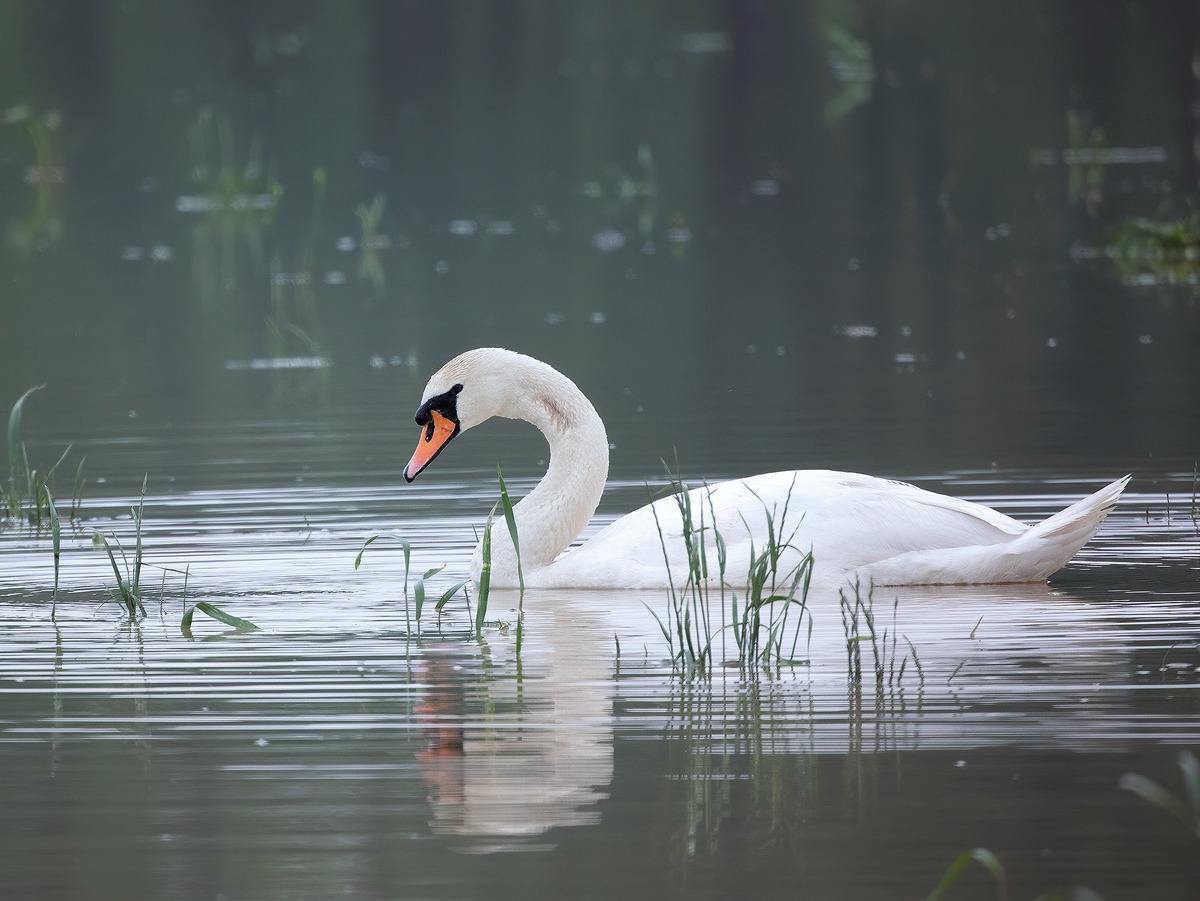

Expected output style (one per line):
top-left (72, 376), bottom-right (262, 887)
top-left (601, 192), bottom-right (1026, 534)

top-left (708, 471), bottom-right (1024, 559)
top-left (543, 470), bottom-right (1029, 588)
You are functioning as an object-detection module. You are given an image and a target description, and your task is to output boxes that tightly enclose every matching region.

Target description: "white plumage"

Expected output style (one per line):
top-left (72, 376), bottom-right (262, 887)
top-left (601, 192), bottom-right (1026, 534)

top-left (403, 348), bottom-right (1128, 590)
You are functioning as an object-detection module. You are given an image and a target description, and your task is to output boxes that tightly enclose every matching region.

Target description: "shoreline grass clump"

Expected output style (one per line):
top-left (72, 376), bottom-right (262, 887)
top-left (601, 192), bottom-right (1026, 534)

top-left (4, 385), bottom-right (85, 530)
top-left (650, 464), bottom-right (814, 678)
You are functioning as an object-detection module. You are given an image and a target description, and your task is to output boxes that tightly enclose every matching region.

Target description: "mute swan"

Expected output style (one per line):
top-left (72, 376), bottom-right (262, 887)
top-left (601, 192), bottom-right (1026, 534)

top-left (402, 348), bottom-right (1129, 590)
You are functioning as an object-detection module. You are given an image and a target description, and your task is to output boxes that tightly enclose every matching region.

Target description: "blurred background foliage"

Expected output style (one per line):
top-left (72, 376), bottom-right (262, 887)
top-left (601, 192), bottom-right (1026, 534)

top-left (0, 0), bottom-right (1197, 474)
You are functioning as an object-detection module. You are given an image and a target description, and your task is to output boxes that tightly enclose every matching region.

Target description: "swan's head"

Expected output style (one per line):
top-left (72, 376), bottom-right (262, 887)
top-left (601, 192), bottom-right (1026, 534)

top-left (402, 348), bottom-right (518, 482)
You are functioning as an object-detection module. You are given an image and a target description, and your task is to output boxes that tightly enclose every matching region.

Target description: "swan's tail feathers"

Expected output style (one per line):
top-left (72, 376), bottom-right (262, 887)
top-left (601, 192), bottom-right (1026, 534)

top-left (1014, 474), bottom-right (1131, 579)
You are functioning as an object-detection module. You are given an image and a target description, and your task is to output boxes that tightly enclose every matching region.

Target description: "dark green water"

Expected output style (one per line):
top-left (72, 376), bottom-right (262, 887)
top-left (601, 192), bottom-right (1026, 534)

top-left (2, 3), bottom-right (1200, 899)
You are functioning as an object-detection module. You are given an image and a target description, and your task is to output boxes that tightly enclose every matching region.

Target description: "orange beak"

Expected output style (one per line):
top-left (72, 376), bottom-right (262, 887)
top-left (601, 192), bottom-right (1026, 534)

top-left (404, 409), bottom-right (459, 482)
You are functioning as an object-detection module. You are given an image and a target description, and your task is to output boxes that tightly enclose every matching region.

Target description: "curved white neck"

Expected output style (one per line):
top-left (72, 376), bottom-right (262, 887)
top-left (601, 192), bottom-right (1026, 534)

top-left (470, 358), bottom-right (609, 584)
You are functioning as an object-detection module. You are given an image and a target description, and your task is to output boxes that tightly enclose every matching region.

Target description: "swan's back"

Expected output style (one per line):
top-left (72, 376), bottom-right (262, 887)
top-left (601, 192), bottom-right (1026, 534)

top-left (527, 471), bottom-right (1128, 590)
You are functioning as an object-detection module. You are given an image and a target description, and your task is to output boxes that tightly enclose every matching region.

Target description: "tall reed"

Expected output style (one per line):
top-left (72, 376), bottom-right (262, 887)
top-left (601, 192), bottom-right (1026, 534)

top-left (472, 467), bottom-right (526, 644)
top-left (650, 466), bottom-right (814, 678)
top-left (92, 476), bottom-right (148, 618)
top-left (4, 384), bottom-right (85, 528)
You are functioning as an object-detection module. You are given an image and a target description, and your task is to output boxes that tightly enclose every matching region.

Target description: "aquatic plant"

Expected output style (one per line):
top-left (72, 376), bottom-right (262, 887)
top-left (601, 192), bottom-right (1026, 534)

top-left (1098, 213), bottom-right (1200, 292)
top-left (925, 847), bottom-right (1009, 901)
top-left (821, 21), bottom-right (874, 124)
top-left (355, 193), bottom-right (388, 292)
top-left (4, 385), bottom-right (85, 529)
top-left (1065, 109), bottom-right (1108, 218)
top-left (183, 105), bottom-right (283, 318)
top-left (471, 468), bottom-right (526, 643)
top-left (1119, 750), bottom-right (1200, 840)
top-left (649, 464), bottom-right (814, 678)
top-left (181, 601), bottom-right (259, 637)
top-left (355, 532), bottom-right (468, 634)
top-left (92, 478), bottom-right (149, 618)
top-left (45, 485), bottom-right (60, 620)
top-left (839, 580), bottom-right (923, 692)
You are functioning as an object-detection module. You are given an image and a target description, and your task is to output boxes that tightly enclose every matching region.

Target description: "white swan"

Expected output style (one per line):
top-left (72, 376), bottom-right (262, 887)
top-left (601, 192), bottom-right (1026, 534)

top-left (402, 348), bottom-right (1129, 590)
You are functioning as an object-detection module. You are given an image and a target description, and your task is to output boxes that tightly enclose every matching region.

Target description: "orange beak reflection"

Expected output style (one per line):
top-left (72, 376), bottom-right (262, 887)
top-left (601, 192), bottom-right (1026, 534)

top-left (404, 410), bottom-right (459, 482)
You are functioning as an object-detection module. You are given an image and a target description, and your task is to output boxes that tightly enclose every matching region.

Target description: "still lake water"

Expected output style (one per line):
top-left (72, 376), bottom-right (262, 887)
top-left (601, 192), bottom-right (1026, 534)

top-left (3, 1), bottom-right (1200, 898)
top-left (2, 402), bottom-right (1199, 900)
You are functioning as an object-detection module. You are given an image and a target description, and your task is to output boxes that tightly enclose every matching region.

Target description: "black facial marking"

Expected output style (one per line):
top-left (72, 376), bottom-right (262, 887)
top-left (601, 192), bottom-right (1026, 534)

top-left (414, 383), bottom-right (463, 428)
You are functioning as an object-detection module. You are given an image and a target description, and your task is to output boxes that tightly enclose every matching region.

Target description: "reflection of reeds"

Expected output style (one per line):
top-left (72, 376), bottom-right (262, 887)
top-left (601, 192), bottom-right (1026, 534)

top-left (664, 681), bottom-right (817, 878)
top-left (355, 193), bottom-right (388, 293)
top-left (182, 106), bottom-right (283, 318)
top-left (267, 168), bottom-right (330, 401)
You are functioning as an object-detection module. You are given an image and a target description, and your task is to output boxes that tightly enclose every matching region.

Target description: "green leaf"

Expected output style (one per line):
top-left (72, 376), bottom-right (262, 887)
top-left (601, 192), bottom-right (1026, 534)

top-left (181, 601), bottom-right (259, 637)
top-left (497, 468), bottom-right (523, 591)
top-left (497, 467), bottom-right (524, 651)
top-left (1119, 772), bottom-right (1193, 829)
top-left (413, 565), bottom-right (444, 623)
top-left (476, 506), bottom-right (494, 633)
top-left (925, 847), bottom-right (1007, 901)
top-left (436, 580), bottom-right (469, 612)
top-left (8, 384), bottom-right (45, 472)
top-left (354, 535), bottom-right (379, 569)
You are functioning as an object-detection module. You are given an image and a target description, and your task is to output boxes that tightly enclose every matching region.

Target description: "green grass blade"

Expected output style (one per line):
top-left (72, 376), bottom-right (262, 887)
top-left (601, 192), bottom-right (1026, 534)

top-left (925, 847), bottom-right (1008, 901)
top-left (354, 535), bottom-right (379, 568)
top-left (496, 467), bottom-right (523, 596)
top-left (1118, 772), bottom-right (1193, 830)
top-left (93, 531), bottom-right (131, 608)
top-left (45, 486), bottom-right (60, 619)
top-left (7, 384), bottom-right (44, 472)
top-left (181, 601), bottom-right (259, 636)
top-left (436, 580), bottom-right (469, 612)
top-left (414, 565), bottom-right (445, 623)
top-left (476, 507), bottom-right (495, 633)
